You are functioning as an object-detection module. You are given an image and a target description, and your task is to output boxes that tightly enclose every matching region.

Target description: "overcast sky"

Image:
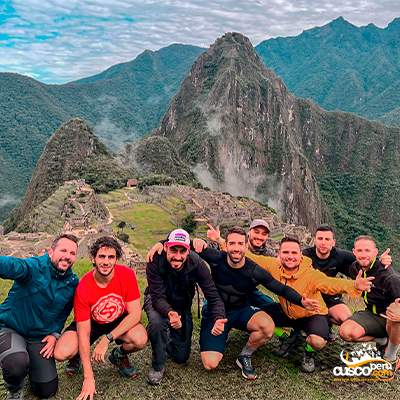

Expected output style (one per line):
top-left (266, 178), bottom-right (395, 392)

top-left (1, 0), bottom-right (399, 84)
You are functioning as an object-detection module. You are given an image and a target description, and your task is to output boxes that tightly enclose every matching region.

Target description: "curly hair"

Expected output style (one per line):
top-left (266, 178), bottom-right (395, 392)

top-left (89, 236), bottom-right (122, 259)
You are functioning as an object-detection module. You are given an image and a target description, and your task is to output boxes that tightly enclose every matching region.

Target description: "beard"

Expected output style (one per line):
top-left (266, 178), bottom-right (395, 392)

top-left (227, 250), bottom-right (245, 264)
top-left (94, 264), bottom-right (115, 277)
top-left (249, 237), bottom-right (264, 250)
top-left (50, 257), bottom-right (72, 273)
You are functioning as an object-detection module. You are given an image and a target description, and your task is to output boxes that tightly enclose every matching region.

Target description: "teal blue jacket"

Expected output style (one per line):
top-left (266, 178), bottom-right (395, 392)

top-left (0, 253), bottom-right (79, 341)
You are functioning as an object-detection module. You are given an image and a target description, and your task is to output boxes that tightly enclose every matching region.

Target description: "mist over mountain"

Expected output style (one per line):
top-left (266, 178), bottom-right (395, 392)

top-left (3, 16), bottom-right (400, 261)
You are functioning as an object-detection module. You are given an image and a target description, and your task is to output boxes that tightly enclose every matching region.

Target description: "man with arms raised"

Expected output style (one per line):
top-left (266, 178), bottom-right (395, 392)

top-left (55, 237), bottom-right (147, 400)
top-left (144, 228), bottom-right (226, 385)
top-left (0, 234), bottom-right (79, 399)
top-left (339, 236), bottom-right (400, 377)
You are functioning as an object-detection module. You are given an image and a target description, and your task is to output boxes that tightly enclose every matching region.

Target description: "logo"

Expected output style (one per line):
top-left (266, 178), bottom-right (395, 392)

top-left (174, 233), bottom-right (187, 242)
top-left (91, 294), bottom-right (125, 323)
top-left (333, 343), bottom-right (393, 381)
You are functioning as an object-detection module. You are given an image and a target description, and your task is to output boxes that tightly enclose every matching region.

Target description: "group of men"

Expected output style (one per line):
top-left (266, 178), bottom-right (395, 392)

top-left (0, 220), bottom-right (400, 399)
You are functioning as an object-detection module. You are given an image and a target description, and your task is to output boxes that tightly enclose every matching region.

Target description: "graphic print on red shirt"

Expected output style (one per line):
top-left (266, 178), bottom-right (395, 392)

top-left (91, 293), bottom-right (125, 323)
top-left (74, 264), bottom-right (140, 324)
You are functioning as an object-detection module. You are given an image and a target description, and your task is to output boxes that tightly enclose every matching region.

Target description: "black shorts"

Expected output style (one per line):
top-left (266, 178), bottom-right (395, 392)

top-left (348, 309), bottom-right (387, 338)
top-left (65, 314), bottom-right (127, 345)
top-left (322, 294), bottom-right (345, 309)
top-left (200, 303), bottom-right (263, 354)
top-left (260, 302), bottom-right (330, 341)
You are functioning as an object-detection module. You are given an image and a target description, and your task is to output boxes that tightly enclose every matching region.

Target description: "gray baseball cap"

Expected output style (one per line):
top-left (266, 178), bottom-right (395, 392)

top-left (249, 219), bottom-right (270, 233)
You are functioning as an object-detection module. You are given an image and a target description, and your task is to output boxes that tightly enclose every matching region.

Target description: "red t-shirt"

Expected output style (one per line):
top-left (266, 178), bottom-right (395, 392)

top-left (74, 264), bottom-right (140, 324)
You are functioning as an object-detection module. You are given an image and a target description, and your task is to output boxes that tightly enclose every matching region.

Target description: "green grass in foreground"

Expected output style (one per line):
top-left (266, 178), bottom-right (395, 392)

top-left (0, 259), bottom-right (399, 399)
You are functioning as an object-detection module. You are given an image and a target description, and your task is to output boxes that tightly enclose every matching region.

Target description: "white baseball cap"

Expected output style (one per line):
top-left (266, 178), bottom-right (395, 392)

top-left (166, 229), bottom-right (190, 250)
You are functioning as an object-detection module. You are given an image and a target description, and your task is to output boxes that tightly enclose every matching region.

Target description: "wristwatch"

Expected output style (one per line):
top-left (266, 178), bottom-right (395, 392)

top-left (106, 333), bottom-right (114, 343)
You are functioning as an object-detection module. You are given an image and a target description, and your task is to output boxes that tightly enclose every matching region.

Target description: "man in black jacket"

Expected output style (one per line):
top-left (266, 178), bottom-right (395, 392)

top-left (339, 235), bottom-right (400, 378)
top-left (144, 228), bottom-right (226, 385)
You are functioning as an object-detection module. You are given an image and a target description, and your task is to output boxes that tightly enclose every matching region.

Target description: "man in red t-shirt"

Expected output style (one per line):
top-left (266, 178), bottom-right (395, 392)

top-left (54, 237), bottom-right (147, 400)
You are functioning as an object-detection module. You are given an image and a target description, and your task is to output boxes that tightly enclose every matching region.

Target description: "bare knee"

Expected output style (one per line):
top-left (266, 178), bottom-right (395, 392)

top-left (339, 321), bottom-right (362, 342)
top-left (306, 334), bottom-right (326, 351)
top-left (201, 352), bottom-right (223, 370)
top-left (132, 328), bottom-right (148, 350)
top-left (54, 332), bottom-right (78, 361)
top-left (124, 325), bottom-right (148, 351)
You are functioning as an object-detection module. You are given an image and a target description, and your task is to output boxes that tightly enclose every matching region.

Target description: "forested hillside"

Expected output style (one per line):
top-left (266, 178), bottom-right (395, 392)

top-left (255, 16), bottom-right (400, 125)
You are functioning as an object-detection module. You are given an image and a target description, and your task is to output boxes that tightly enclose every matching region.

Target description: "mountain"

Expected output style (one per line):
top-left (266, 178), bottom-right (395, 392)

top-left (118, 135), bottom-right (198, 185)
top-left (4, 118), bottom-right (132, 232)
top-left (154, 32), bottom-right (400, 261)
top-left (255, 16), bottom-right (400, 125)
top-left (0, 44), bottom-right (204, 221)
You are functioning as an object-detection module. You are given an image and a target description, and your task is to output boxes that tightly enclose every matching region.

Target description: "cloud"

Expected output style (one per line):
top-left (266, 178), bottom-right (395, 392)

top-left (0, 0), bottom-right (399, 83)
top-left (0, 194), bottom-right (20, 208)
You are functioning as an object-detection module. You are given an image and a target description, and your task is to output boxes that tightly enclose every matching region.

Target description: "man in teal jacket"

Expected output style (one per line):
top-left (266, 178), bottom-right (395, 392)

top-left (0, 234), bottom-right (79, 399)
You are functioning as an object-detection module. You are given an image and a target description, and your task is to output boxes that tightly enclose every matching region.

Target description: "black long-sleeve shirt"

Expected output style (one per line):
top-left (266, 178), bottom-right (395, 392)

top-left (349, 259), bottom-right (400, 315)
top-left (146, 250), bottom-right (225, 322)
top-left (197, 247), bottom-right (304, 312)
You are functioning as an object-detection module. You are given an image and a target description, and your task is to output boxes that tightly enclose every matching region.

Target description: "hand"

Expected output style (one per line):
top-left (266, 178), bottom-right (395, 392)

top-left (354, 269), bottom-right (375, 292)
top-left (379, 248), bottom-right (391, 269)
top-left (207, 224), bottom-right (221, 243)
top-left (76, 376), bottom-right (97, 400)
top-left (301, 294), bottom-right (321, 313)
top-left (91, 338), bottom-right (109, 363)
top-left (381, 298), bottom-right (400, 322)
top-left (193, 238), bottom-right (207, 252)
top-left (211, 318), bottom-right (227, 336)
top-left (40, 335), bottom-right (57, 359)
top-left (168, 311), bottom-right (182, 329)
top-left (146, 242), bottom-right (164, 262)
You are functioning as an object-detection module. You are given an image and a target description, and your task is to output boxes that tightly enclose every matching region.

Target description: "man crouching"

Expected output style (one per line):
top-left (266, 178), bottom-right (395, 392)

top-left (55, 237), bottom-right (147, 400)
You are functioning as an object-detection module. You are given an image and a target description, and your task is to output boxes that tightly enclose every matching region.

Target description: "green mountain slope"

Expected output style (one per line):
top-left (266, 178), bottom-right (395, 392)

top-left (255, 16), bottom-right (400, 124)
top-left (4, 118), bottom-right (132, 232)
top-left (0, 44), bottom-right (204, 221)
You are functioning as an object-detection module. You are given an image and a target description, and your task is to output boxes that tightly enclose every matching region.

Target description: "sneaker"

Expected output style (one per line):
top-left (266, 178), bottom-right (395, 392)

top-left (236, 355), bottom-right (257, 379)
top-left (376, 343), bottom-right (387, 359)
top-left (384, 357), bottom-right (400, 380)
top-left (65, 355), bottom-right (81, 375)
top-left (109, 347), bottom-right (137, 378)
top-left (273, 331), bottom-right (302, 357)
top-left (327, 325), bottom-right (336, 342)
top-left (301, 350), bottom-right (315, 373)
top-left (147, 366), bottom-right (165, 385)
top-left (6, 390), bottom-right (24, 400)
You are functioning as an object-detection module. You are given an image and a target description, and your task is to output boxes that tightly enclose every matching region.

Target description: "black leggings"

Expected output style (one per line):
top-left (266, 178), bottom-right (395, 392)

top-left (0, 328), bottom-right (58, 398)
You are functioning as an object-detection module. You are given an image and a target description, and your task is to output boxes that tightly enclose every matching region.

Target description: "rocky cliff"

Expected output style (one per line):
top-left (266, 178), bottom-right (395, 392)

top-left (156, 32), bottom-right (324, 231)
